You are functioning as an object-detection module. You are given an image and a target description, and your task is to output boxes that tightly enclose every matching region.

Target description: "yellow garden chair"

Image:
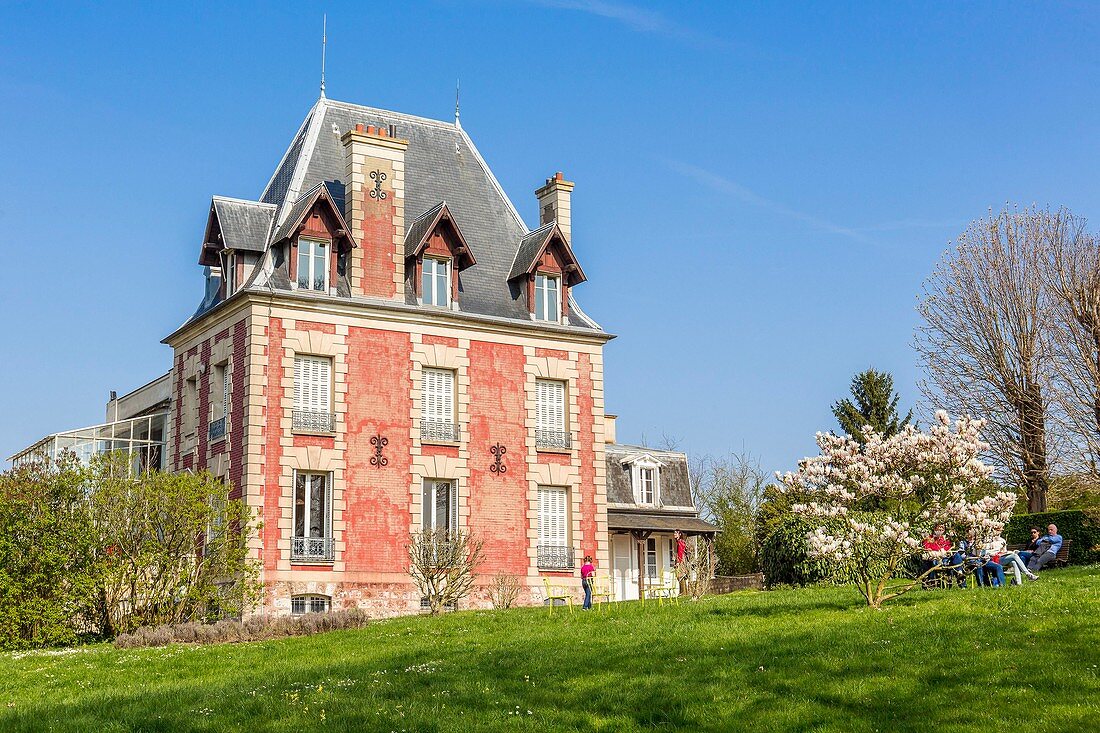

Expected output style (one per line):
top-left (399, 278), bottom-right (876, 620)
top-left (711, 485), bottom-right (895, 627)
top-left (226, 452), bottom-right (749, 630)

top-left (644, 571), bottom-right (679, 606)
top-left (590, 574), bottom-right (614, 612)
top-left (542, 577), bottom-right (573, 616)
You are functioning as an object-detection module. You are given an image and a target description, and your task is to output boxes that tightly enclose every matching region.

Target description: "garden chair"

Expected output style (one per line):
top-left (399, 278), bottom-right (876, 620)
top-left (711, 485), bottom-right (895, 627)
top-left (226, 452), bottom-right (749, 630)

top-left (542, 577), bottom-right (573, 616)
top-left (644, 571), bottom-right (678, 606)
top-left (590, 574), bottom-right (614, 612)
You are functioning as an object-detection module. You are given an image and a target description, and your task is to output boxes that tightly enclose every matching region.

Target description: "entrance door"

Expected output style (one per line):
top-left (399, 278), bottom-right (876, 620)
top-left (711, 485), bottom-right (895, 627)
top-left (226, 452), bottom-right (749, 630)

top-left (613, 535), bottom-right (637, 601)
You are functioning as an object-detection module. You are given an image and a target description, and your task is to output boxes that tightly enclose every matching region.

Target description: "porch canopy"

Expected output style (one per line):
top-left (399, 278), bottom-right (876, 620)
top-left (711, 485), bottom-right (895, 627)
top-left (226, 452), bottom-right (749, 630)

top-left (608, 510), bottom-right (718, 536)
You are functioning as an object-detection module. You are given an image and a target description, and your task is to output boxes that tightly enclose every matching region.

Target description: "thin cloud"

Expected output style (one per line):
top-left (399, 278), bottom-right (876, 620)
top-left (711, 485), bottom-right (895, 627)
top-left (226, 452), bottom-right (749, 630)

top-left (666, 160), bottom-right (874, 244)
top-left (529, 0), bottom-right (729, 48)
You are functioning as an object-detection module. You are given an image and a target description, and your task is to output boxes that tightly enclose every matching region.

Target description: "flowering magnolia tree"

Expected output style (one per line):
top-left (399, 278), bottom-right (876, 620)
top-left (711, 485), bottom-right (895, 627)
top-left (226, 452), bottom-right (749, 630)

top-left (779, 411), bottom-right (1016, 608)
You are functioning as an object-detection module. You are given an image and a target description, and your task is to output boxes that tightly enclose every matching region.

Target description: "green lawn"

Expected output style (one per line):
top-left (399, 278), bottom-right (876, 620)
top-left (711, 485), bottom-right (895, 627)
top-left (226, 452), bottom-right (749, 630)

top-left (4, 567), bottom-right (1099, 732)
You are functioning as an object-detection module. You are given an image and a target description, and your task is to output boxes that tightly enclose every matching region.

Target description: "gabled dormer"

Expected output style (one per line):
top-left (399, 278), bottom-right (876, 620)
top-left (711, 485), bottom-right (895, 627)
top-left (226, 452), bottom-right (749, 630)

top-left (621, 452), bottom-right (666, 507)
top-left (508, 222), bottom-right (586, 324)
top-left (199, 197), bottom-right (277, 300)
top-left (404, 202), bottom-right (476, 310)
top-left (269, 183), bottom-right (357, 296)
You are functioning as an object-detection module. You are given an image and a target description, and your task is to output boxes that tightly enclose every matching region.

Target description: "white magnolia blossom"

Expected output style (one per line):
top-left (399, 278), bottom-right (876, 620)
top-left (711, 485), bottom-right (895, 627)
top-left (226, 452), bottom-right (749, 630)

top-left (780, 411), bottom-right (1016, 607)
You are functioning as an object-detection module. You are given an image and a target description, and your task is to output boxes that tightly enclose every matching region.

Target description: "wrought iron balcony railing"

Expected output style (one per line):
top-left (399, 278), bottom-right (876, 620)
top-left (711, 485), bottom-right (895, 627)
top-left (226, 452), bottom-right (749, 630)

top-left (421, 419), bottom-right (460, 443)
top-left (535, 428), bottom-right (571, 450)
top-left (292, 409), bottom-right (336, 433)
top-left (537, 544), bottom-right (575, 570)
top-left (208, 416), bottom-right (226, 441)
top-left (291, 536), bottom-right (335, 562)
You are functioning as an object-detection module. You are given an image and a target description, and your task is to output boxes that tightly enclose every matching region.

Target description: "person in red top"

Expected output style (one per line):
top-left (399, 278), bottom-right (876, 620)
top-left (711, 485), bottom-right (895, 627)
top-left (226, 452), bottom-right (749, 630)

top-left (580, 555), bottom-right (595, 610)
top-left (674, 530), bottom-right (687, 564)
top-left (920, 524), bottom-right (964, 588)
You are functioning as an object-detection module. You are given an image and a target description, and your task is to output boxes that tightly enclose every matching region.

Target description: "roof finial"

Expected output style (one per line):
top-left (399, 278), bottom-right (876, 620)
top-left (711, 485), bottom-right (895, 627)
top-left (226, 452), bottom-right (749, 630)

top-left (319, 14), bottom-right (327, 98)
top-left (454, 79), bottom-right (461, 129)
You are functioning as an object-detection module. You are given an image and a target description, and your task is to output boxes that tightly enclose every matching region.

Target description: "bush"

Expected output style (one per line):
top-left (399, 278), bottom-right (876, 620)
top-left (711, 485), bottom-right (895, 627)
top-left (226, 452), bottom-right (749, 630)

top-left (113, 608), bottom-right (369, 648)
top-left (759, 514), bottom-right (837, 588)
top-left (0, 457), bottom-right (101, 650)
top-left (1005, 510), bottom-right (1100, 564)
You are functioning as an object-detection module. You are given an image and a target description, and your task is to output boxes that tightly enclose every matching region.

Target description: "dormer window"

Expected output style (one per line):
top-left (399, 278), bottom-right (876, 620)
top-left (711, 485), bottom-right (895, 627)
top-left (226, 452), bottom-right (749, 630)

top-left (297, 239), bottom-right (328, 292)
top-left (626, 455), bottom-right (663, 506)
top-left (534, 273), bottom-right (560, 322)
top-left (222, 251), bottom-right (237, 297)
top-left (422, 257), bottom-right (451, 307)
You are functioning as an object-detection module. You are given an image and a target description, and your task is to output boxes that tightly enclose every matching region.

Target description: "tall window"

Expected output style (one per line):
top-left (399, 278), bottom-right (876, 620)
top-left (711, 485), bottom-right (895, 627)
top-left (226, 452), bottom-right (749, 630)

top-left (422, 479), bottom-right (457, 532)
top-left (639, 467), bottom-right (655, 504)
top-left (292, 471), bottom-right (332, 560)
top-left (223, 251), bottom-right (236, 297)
top-left (297, 239), bottom-right (328, 292)
top-left (183, 376), bottom-right (198, 436)
top-left (421, 368), bottom-right (457, 442)
top-left (631, 460), bottom-right (661, 506)
top-left (537, 485), bottom-right (573, 570)
top-left (209, 362), bottom-right (229, 440)
top-left (422, 257), bottom-right (450, 307)
top-left (646, 538), bottom-right (658, 579)
top-left (534, 273), bottom-right (560, 321)
top-left (293, 355), bottom-right (333, 432)
top-left (535, 379), bottom-right (568, 448)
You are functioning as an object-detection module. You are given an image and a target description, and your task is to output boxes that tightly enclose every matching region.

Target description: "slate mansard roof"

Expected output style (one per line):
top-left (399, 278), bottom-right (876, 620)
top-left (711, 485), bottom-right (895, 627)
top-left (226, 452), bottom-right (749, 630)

top-left (181, 97), bottom-right (603, 335)
top-left (604, 444), bottom-right (718, 536)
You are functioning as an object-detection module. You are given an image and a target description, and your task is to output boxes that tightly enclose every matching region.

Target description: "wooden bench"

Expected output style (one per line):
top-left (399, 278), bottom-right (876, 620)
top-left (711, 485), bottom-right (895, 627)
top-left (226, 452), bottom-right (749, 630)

top-left (1006, 540), bottom-right (1072, 569)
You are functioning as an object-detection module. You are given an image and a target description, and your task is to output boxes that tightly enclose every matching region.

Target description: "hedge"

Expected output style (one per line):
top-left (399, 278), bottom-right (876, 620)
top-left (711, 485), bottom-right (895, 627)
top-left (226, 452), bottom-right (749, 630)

top-left (759, 514), bottom-right (837, 588)
top-left (1005, 509), bottom-right (1100, 565)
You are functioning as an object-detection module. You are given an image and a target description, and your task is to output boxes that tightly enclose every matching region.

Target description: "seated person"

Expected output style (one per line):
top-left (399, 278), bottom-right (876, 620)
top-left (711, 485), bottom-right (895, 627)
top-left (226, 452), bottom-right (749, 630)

top-left (920, 525), bottom-right (963, 587)
top-left (974, 534), bottom-right (1007, 588)
top-left (1026, 523), bottom-right (1064, 573)
top-left (998, 533), bottom-right (1038, 584)
top-left (1018, 527), bottom-right (1042, 566)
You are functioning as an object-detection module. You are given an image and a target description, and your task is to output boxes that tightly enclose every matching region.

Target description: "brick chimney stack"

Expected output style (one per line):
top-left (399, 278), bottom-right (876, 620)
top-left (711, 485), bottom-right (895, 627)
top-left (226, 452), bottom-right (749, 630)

top-left (340, 123), bottom-right (409, 299)
top-left (535, 171), bottom-right (574, 242)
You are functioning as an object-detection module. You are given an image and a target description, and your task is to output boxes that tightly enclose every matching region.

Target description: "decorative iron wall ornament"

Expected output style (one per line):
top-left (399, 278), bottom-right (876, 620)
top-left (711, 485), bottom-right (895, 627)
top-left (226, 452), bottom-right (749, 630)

top-left (369, 170), bottom-right (388, 200)
top-left (370, 434), bottom-right (388, 468)
top-left (489, 443), bottom-right (507, 475)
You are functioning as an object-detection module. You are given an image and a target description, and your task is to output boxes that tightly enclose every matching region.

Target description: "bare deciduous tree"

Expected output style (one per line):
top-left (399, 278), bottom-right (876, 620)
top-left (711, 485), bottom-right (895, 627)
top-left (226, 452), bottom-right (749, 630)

top-left (1040, 216), bottom-right (1100, 477)
top-left (916, 206), bottom-right (1056, 511)
top-left (407, 530), bottom-right (484, 615)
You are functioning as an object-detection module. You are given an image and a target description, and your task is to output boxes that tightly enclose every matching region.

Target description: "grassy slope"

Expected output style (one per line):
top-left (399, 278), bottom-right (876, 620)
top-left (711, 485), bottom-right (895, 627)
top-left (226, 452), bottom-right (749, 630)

top-left (3, 567), bottom-right (1099, 733)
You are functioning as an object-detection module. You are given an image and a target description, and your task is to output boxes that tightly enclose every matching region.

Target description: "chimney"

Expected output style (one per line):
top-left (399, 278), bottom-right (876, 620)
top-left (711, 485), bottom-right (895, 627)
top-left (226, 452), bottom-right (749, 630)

top-left (604, 414), bottom-right (617, 444)
top-left (340, 123), bottom-right (409, 300)
top-left (535, 171), bottom-right (574, 242)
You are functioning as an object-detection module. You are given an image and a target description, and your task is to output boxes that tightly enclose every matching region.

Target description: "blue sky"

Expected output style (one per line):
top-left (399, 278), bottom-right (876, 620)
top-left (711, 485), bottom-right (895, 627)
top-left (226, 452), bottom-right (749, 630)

top-left (2, 1), bottom-right (1099, 474)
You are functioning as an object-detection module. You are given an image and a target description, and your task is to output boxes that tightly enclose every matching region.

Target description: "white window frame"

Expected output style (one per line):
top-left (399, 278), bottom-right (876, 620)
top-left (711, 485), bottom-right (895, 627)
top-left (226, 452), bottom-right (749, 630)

top-left (534, 272), bottom-right (561, 322)
top-left (292, 470), bottom-right (332, 540)
top-left (537, 485), bottom-right (569, 548)
top-left (629, 456), bottom-right (663, 506)
top-left (223, 251), bottom-right (236, 297)
top-left (535, 379), bottom-right (568, 447)
top-left (645, 537), bottom-right (659, 580)
top-left (422, 479), bottom-right (458, 533)
top-left (293, 355), bottom-right (333, 412)
top-left (297, 238), bottom-right (329, 292)
top-left (422, 257), bottom-right (451, 307)
top-left (290, 594), bottom-right (331, 615)
top-left (420, 368), bottom-right (456, 442)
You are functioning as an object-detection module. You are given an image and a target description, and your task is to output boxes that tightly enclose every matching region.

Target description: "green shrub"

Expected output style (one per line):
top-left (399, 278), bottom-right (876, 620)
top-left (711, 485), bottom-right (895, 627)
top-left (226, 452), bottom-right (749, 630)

top-left (1005, 510), bottom-right (1100, 564)
top-left (758, 514), bottom-right (837, 588)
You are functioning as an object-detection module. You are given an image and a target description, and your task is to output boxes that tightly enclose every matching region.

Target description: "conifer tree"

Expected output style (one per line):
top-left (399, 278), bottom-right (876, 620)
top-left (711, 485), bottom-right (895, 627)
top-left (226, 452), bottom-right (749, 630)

top-left (832, 368), bottom-right (912, 444)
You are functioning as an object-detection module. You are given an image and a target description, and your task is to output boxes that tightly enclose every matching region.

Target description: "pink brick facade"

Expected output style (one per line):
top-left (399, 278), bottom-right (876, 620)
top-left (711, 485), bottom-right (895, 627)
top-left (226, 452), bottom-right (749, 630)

top-left (163, 98), bottom-right (613, 617)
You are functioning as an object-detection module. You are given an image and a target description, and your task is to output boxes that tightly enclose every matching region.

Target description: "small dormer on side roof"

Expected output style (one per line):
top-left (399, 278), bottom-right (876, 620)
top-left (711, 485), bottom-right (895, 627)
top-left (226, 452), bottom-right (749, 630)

top-left (605, 444), bottom-right (695, 511)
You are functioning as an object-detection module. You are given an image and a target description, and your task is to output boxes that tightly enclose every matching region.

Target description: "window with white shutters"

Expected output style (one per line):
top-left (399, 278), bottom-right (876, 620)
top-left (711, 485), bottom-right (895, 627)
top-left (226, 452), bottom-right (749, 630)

top-left (535, 379), bottom-right (568, 449)
top-left (222, 364), bottom-right (230, 419)
top-left (537, 485), bottom-right (573, 569)
top-left (421, 368), bottom-right (457, 442)
top-left (293, 355), bottom-right (334, 432)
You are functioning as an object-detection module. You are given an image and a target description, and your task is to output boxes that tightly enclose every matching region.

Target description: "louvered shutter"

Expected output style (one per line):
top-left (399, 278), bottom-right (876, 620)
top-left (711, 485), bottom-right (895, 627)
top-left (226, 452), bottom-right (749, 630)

top-left (536, 380), bottom-right (566, 432)
top-left (538, 486), bottom-right (568, 547)
top-left (294, 356), bottom-right (331, 412)
top-left (449, 480), bottom-right (459, 533)
top-left (422, 369), bottom-right (454, 424)
top-left (222, 363), bottom-right (230, 418)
